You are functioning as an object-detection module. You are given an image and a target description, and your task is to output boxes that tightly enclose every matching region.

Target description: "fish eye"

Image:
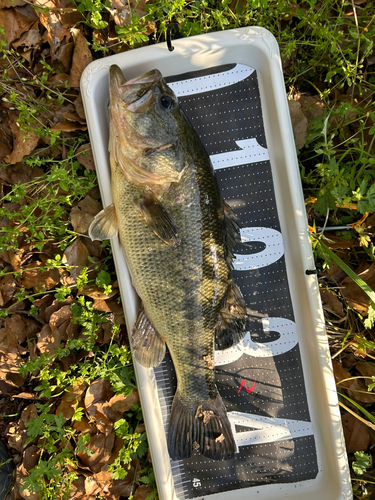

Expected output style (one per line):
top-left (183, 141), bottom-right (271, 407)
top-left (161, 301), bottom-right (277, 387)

top-left (160, 95), bottom-right (173, 109)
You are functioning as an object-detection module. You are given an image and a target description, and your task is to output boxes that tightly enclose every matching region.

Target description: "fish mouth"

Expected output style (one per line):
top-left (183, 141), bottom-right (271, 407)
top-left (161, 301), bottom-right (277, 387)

top-left (109, 65), bottom-right (126, 101)
top-left (109, 65), bottom-right (163, 110)
top-left (124, 69), bottom-right (162, 88)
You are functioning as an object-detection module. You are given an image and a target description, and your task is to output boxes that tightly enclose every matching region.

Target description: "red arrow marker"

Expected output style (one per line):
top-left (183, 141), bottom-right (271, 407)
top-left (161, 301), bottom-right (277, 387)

top-left (238, 377), bottom-right (256, 394)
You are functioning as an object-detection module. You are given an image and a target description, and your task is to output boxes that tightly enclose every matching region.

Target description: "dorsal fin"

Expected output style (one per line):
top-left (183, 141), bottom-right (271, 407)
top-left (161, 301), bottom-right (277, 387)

top-left (222, 201), bottom-right (241, 270)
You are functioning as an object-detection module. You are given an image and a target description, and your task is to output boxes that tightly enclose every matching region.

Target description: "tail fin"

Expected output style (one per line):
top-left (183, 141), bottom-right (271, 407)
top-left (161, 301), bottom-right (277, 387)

top-left (167, 390), bottom-right (236, 461)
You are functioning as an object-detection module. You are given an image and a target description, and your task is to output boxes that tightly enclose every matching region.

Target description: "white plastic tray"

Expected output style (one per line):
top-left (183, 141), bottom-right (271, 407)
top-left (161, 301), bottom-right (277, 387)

top-left (81, 26), bottom-right (352, 500)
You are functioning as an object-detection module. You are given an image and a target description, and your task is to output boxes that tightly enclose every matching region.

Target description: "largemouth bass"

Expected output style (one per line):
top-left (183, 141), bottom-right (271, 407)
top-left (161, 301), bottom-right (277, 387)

top-left (89, 65), bottom-right (248, 461)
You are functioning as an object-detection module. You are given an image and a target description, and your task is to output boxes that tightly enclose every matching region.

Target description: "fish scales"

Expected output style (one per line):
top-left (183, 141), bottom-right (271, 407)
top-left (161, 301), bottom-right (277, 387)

top-left (89, 65), bottom-right (248, 461)
top-left (112, 153), bottom-right (227, 401)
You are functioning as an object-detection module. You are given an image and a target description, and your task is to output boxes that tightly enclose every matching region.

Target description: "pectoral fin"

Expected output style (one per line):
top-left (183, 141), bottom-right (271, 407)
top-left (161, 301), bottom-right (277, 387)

top-left (139, 191), bottom-right (181, 248)
top-left (131, 305), bottom-right (166, 368)
top-left (88, 203), bottom-right (118, 241)
top-left (215, 281), bottom-right (248, 350)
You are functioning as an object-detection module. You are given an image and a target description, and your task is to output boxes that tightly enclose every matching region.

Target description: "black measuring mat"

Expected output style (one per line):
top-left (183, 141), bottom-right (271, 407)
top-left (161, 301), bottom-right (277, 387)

top-left (151, 64), bottom-right (319, 499)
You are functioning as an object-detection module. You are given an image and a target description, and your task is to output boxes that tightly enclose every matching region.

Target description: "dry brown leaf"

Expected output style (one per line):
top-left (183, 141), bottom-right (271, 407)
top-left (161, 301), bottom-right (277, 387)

top-left (12, 24), bottom-right (41, 53)
top-left (319, 288), bottom-right (344, 317)
top-left (76, 144), bottom-right (95, 171)
top-left (73, 415), bottom-right (93, 433)
top-left (63, 111), bottom-right (86, 125)
top-left (84, 471), bottom-right (114, 497)
top-left (332, 360), bottom-right (375, 403)
top-left (55, 400), bottom-right (77, 420)
top-left (65, 320), bottom-right (80, 340)
top-left (55, 41), bottom-right (74, 72)
top-left (36, 324), bottom-right (61, 356)
top-left (0, 274), bottom-right (16, 306)
top-left (92, 298), bottom-right (125, 326)
top-left (133, 485), bottom-right (154, 500)
top-left (107, 0), bottom-right (147, 26)
top-left (22, 445), bottom-right (40, 472)
top-left (347, 378), bottom-right (375, 403)
top-left (7, 404), bottom-right (38, 453)
top-left (82, 239), bottom-right (103, 260)
top-left (39, 6), bottom-right (71, 60)
top-left (0, 161), bottom-right (44, 185)
top-left (70, 195), bottom-right (101, 234)
top-left (84, 475), bottom-right (102, 496)
top-left (77, 428), bottom-right (116, 472)
top-left (0, 351), bottom-right (23, 377)
top-left (69, 29), bottom-right (93, 88)
top-left (74, 93), bottom-right (86, 121)
top-left (0, 137), bottom-right (12, 160)
top-left (67, 476), bottom-right (86, 499)
top-left (0, 8), bottom-right (22, 49)
top-left (91, 471), bottom-right (122, 499)
top-left (115, 0), bottom-right (147, 8)
top-left (340, 261), bottom-right (375, 314)
top-left (14, 3), bottom-right (39, 24)
top-left (5, 314), bottom-right (27, 345)
top-left (107, 435), bottom-right (125, 467)
top-left (364, 213), bottom-right (375, 234)
top-left (12, 392), bottom-right (38, 399)
top-left (6, 370), bottom-right (26, 388)
top-left (50, 120), bottom-right (87, 132)
top-left (0, 326), bottom-right (19, 355)
top-left (62, 237), bottom-right (90, 281)
top-left (50, 72), bottom-right (70, 87)
top-left (21, 262), bottom-right (60, 292)
top-left (287, 99), bottom-right (308, 150)
top-left (5, 112), bottom-right (39, 165)
top-left (94, 296), bottom-right (124, 318)
top-left (102, 391), bottom-right (140, 423)
top-left (324, 233), bottom-right (357, 249)
top-left (85, 379), bottom-right (114, 417)
top-left (62, 380), bottom-right (88, 403)
top-left (0, 378), bottom-right (21, 397)
top-left (45, 296), bottom-right (74, 322)
top-left (49, 304), bottom-right (72, 341)
top-left (92, 299), bottom-right (112, 313)
top-left (299, 95), bottom-right (325, 121)
top-left (355, 362), bottom-right (375, 387)
top-left (77, 194), bottom-right (101, 215)
top-left (78, 284), bottom-right (117, 300)
top-left (56, 382), bottom-right (87, 419)
top-left (0, 0), bottom-right (25, 6)
top-left (332, 360), bottom-right (352, 387)
top-left (16, 462), bottom-right (41, 500)
top-left (110, 480), bottom-right (133, 499)
top-left (33, 295), bottom-right (55, 321)
top-left (96, 322), bottom-right (115, 345)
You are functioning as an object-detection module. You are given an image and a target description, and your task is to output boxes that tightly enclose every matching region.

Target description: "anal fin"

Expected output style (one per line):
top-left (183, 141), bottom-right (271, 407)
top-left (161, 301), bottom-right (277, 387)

top-left (215, 280), bottom-right (248, 350)
top-left (89, 204), bottom-right (118, 241)
top-left (131, 305), bottom-right (166, 368)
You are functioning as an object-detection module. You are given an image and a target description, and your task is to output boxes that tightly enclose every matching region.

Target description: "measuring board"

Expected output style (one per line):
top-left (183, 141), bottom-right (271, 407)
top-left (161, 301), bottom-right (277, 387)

top-left (81, 27), bottom-right (352, 500)
top-left (150, 64), bottom-right (317, 498)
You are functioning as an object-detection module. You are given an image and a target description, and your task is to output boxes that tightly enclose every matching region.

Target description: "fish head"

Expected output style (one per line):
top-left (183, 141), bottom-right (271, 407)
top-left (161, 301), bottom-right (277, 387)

top-left (109, 65), bottom-right (190, 189)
